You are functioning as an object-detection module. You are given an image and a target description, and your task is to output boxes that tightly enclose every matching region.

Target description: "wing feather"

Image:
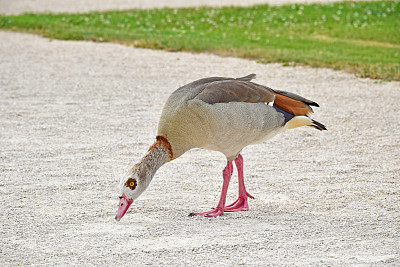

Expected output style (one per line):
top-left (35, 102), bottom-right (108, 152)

top-left (273, 90), bottom-right (319, 107)
top-left (184, 74), bottom-right (319, 118)
top-left (193, 79), bottom-right (275, 104)
top-left (273, 93), bottom-right (314, 116)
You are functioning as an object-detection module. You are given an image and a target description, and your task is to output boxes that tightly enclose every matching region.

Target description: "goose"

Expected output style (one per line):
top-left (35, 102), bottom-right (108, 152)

top-left (115, 74), bottom-right (326, 220)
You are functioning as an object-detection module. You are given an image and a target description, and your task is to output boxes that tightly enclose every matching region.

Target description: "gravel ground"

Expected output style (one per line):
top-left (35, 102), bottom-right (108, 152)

top-left (1, 30), bottom-right (399, 266)
top-left (1, 1), bottom-right (399, 266)
top-left (0, 0), bottom-right (379, 15)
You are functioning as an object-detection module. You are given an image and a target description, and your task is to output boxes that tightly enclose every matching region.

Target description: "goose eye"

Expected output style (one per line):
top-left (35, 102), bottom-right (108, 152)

top-left (125, 178), bottom-right (137, 190)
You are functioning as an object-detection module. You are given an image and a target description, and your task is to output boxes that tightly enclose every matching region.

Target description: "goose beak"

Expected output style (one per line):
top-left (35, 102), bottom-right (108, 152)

top-left (115, 195), bottom-right (133, 221)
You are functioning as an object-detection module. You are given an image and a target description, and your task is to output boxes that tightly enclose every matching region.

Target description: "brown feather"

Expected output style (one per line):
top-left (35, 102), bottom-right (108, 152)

top-left (194, 80), bottom-right (274, 104)
top-left (182, 74), bottom-right (317, 119)
top-left (149, 135), bottom-right (173, 160)
top-left (274, 94), bottom-right (313, 116)
top-left (273, 90), bottom-right (319, 107)
top-left (179, 74), bottom-right (256, 95)
top-left (235, 73), bottom-right (256, 81)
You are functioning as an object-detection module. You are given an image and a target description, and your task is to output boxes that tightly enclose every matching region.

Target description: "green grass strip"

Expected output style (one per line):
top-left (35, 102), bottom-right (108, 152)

top-left (1, 1), bottom-right (399, 80)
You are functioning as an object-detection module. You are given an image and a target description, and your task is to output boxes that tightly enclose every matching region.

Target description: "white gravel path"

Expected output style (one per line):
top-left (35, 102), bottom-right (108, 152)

top-left (1, 0), bottom-right (399, 266)
top-left (1, 30), bottom-right (399, 266)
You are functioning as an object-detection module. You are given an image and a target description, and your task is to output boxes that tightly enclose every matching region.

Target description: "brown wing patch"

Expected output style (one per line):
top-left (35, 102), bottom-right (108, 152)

top-left (274, 90), bottom-right (319, 107)
top-left (274, 93), bottom-right (313, 116)
top-left (194, 80), bottom-right (275, 104)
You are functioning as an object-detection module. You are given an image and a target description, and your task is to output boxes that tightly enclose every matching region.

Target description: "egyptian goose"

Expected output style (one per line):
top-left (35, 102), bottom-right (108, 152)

top-left (115, 74), bottom-right (326, 220)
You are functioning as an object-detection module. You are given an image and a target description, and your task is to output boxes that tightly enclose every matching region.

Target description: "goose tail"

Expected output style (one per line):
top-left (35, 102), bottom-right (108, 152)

top-left (283, 116), bottom-right (326, 131)
top-left (272, 90), bottom-right (327, 131)
top-left (310, 119), bottom-right (327, 131)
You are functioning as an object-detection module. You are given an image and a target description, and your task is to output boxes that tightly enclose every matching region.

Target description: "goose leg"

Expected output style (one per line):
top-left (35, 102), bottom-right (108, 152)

top-left (189, 161), bottom-right (233, 217)
top-left (225, 154), bottom-right (254, 212)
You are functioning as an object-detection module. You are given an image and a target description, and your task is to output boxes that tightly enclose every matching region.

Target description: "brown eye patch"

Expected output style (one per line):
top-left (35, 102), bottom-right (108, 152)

top-left (125, 178), bottom-right (137, 190)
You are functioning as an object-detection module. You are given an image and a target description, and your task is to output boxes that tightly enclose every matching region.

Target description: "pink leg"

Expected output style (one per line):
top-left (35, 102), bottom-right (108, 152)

top-left (189, 161), bottom-right (233, 217)
top-left (225, 154), bottom-right (254, 212)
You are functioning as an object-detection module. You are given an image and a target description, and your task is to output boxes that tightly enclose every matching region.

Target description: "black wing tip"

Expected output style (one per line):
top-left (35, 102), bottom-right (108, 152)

top-left (309, 102), bottom-right (320, 107)
top-left (311, 119), bottom-right (327, 131)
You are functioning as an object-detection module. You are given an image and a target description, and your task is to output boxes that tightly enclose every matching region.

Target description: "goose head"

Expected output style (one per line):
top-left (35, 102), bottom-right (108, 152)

top-left (115, 172), bottom-right (142, 221)
top-left (115, 138), bottom-right (171, 221)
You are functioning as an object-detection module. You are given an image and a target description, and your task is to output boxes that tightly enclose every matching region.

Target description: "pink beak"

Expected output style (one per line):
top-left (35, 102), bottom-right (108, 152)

top-left (115, 195), bottom-right (133, 221)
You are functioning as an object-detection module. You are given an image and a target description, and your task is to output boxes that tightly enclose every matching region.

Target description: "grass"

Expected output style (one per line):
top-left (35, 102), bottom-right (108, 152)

top-left (0, 1), bottom-right (399, 80)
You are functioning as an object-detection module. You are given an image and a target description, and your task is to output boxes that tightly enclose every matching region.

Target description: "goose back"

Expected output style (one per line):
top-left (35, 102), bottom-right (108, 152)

top-left (157, 75), bottom-right (285, 160)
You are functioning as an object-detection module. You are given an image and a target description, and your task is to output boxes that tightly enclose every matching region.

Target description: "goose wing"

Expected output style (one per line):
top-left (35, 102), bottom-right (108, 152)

top-left (192, 74), bottom-right (275, 104)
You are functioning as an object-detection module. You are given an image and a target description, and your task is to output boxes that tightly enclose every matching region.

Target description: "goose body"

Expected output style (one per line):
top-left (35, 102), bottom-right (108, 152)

top-left (116, 74), bottom-right (326, 220)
